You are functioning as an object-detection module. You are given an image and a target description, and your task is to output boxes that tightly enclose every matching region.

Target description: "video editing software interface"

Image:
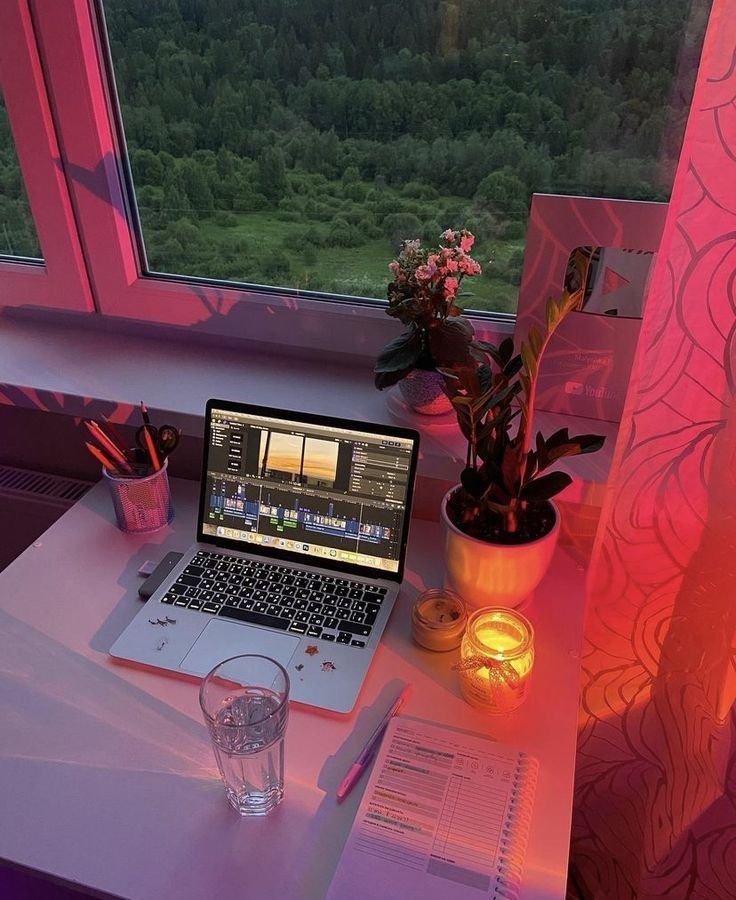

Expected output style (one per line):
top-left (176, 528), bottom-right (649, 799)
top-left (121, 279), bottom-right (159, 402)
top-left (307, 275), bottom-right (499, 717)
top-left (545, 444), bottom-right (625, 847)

top-left (202, 408), bottom-right (416, 574)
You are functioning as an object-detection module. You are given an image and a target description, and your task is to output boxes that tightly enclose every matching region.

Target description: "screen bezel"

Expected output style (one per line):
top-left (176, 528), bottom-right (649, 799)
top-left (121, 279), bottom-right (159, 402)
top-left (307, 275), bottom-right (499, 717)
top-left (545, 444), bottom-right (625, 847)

top-left (198, 399), bottom-right (420, 583)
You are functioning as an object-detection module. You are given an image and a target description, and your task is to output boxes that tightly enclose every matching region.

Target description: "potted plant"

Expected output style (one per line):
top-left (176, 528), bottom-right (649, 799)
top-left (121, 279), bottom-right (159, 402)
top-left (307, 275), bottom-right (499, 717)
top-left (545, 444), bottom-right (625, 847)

top-left (374, 229), bottom-right (482, 415)
top-left (440, 289), bottom-right (606, 608)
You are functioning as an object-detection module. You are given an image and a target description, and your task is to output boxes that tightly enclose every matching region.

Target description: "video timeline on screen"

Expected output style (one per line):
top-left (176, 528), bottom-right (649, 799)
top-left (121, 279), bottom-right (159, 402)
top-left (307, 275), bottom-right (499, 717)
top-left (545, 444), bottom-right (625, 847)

top-left (206, 476), bottom-right (401, 561)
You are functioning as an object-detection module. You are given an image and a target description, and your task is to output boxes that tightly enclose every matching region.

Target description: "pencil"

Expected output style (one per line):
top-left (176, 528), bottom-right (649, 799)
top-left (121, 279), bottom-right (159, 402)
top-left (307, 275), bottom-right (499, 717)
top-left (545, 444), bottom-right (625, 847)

top-left (85, 441), bottom-right (121, 476)
top-left (100, 415), bottom-right (127, 451)
top-left (84, 420), bottom-right (134, 474)
top-left (141, 423), bottom-right (161, 471)
top-left (140, 401), bottom-right (151, 426)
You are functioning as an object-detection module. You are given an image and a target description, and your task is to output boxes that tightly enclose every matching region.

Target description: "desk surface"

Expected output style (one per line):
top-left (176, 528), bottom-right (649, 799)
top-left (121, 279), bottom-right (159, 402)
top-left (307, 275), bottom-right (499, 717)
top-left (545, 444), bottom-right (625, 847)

top-left (0, 478), bottom-right (585, 900)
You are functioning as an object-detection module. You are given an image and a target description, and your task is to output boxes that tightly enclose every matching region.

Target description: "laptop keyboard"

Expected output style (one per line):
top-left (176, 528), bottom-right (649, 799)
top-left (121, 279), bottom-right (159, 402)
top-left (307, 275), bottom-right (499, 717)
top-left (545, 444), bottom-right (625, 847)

top-left (159, 550), bottom-right (389, 648)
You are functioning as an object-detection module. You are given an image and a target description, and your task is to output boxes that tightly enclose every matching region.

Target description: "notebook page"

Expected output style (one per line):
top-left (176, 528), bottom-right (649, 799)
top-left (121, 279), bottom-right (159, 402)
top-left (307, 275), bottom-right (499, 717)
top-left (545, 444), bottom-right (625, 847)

top-left (327, 716), bottom-right (534, 900)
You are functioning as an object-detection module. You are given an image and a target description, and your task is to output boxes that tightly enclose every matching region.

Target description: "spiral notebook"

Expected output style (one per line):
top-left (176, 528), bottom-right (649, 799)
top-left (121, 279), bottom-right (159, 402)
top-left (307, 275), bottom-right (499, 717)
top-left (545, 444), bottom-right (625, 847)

top-left (327, 717), bottom-right (538, 900)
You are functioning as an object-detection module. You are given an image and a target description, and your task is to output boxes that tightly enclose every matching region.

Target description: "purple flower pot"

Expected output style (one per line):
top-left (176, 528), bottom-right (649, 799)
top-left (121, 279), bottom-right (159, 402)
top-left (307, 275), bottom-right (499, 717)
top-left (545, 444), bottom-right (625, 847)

top-left (398, 369), bottom-right (452, 415)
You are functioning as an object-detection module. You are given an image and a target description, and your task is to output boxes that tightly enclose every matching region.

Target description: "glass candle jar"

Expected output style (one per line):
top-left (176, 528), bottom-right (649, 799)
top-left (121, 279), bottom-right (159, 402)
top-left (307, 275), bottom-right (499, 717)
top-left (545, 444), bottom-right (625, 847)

top-left (457, 608), bottom-right (535, 712)
top-left (411, 589), bottom-right (467, 651)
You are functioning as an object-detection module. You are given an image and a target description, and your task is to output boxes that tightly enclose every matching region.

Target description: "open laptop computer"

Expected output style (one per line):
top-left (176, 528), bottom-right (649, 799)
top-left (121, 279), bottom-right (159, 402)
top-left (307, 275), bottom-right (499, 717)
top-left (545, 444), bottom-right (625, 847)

top-left (110, 399), bottom-right (420, 713)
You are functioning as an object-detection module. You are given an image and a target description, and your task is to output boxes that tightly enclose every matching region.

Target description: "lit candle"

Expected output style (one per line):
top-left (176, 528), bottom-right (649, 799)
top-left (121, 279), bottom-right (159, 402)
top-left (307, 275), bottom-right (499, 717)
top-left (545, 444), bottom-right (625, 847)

top-left (457, 609), bottom-right (535, 712)
top-left (411, 589), bottom-right (467, 651)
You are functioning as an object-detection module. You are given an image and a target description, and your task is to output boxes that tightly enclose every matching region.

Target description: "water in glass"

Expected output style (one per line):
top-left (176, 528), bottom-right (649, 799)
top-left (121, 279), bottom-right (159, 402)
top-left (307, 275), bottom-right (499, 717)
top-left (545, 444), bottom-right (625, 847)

top-left (208, 686), bottom-right (286, 815)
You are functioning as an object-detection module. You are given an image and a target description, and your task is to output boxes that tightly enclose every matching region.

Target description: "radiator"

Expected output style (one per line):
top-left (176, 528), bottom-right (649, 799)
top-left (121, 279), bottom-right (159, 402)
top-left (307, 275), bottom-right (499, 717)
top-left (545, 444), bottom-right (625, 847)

top-left (0, 465), bottom-right (93, 570)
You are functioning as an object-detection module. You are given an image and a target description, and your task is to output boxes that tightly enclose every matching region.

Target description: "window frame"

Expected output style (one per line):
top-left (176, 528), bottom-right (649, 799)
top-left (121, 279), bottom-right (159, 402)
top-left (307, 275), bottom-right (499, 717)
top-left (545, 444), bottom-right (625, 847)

top-left (0, 0), bottom-right (711, 363)
top-left (18, 0), bottom-right (512, 360)
top-left (0, 0), bottom-right (94, 312)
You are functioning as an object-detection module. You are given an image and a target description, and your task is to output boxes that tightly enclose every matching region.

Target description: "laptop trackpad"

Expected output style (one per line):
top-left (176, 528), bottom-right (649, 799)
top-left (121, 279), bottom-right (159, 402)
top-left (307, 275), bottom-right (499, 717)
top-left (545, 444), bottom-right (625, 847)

top-left (180, 620), bottom-right (301, 675)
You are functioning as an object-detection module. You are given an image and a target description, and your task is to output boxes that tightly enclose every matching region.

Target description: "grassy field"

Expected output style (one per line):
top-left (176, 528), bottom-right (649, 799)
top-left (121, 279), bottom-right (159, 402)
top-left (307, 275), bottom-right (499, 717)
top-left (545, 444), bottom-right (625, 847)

top-left (142, 178), bottom-right (525, 314)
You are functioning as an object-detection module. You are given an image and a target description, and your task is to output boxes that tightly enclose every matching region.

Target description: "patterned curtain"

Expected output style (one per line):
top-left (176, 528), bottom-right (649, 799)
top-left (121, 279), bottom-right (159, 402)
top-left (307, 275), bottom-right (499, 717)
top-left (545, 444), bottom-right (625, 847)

top-left (571, 2), bottom-right (736, 897)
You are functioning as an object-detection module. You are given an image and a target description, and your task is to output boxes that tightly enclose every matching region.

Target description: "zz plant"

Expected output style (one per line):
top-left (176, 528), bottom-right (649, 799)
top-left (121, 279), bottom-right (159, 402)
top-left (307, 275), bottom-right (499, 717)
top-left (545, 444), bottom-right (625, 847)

top-left (442, 289), bottom-right (606, 542)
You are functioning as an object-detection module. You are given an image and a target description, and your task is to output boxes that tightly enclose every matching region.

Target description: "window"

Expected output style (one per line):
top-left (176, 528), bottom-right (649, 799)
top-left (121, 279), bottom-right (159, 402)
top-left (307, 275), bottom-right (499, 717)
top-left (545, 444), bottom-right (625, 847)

top-left (0, 1), bottom-right (92, 312)
top-left (0, 0), bottom-right (713, 354)
top-left (101, 0), bottom-right (708, 315)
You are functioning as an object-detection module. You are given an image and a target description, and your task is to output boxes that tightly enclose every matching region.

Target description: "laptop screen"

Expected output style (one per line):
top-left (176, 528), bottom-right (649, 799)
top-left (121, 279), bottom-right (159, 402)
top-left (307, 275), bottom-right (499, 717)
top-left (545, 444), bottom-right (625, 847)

top-left (199, 403), bottom-right (419, 579)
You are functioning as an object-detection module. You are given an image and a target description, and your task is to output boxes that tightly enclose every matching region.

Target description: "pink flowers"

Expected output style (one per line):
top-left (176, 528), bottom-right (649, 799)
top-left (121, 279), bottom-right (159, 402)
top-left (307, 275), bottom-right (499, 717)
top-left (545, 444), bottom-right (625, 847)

top-left (386, 229), bottom-right (482, 322)
top-left (443, 277), bottom-right (459, 299)
top-left (459, 255), bottom-right (481, 276)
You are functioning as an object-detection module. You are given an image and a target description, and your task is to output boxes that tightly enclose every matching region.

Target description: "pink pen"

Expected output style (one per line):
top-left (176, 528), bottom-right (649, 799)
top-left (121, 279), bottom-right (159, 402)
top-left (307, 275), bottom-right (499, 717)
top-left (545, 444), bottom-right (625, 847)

top-left (336, 684), bottom-right (413, 802)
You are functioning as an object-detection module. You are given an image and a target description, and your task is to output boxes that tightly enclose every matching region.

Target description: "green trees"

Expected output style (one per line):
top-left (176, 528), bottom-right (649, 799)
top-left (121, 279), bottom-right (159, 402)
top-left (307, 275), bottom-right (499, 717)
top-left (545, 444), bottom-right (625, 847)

top-left (0, 106), bottom-right (41, 257)
top-left (179, 158), bottom-right (215, 216)
top-left (106, 0), bottom-right (694, 205)
top-left (475, 171), bottom-right (529, 220)
top-left (256, 146), bottom-right (289, 203)
top-left (382, 213), bottom-right (423, 251)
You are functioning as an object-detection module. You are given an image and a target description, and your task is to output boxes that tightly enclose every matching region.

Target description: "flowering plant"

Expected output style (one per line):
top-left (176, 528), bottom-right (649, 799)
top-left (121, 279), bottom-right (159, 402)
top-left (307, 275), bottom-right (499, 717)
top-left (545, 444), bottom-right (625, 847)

top-left (374, 229), bottom-right (483, 390)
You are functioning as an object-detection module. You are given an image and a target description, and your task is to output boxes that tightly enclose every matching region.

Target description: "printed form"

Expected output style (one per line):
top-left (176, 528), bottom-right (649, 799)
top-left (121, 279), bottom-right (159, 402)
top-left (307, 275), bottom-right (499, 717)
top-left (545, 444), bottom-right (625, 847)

top-left (327, 717), bottom-right (534, 899)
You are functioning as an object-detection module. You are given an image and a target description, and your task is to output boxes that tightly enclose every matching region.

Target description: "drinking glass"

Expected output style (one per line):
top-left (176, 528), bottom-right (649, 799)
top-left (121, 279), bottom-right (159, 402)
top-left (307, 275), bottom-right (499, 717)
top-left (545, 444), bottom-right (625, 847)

top-left (199, 655), bottom-right (290, 816)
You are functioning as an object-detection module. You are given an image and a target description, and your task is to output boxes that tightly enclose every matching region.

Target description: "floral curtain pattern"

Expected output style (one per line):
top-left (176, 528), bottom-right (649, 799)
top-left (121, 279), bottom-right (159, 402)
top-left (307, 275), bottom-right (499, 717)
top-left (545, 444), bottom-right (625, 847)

top-left (571, 2), bottom-right (736, 896)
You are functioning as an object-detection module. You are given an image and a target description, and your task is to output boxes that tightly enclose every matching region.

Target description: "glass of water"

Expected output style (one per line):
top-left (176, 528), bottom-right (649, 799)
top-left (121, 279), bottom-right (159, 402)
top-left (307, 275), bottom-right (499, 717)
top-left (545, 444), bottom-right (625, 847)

top-left (199, 655), bottom-right (290, 816)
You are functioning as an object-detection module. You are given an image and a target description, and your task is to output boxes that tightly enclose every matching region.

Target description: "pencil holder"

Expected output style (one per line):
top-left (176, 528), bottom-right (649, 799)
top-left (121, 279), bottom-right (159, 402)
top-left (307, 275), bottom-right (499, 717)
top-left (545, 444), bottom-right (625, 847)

top-left (102, 459), bottom-right (174, 533)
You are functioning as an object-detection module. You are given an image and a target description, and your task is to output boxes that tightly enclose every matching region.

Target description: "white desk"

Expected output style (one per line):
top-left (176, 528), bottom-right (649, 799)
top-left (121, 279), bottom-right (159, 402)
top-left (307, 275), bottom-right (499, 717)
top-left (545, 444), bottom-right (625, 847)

top-left (0, 477), bottom-right (585, 899)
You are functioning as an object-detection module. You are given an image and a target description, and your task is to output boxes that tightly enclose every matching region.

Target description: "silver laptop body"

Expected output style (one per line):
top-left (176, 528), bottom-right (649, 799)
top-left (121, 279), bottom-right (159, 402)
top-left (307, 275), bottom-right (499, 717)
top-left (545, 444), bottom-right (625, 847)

top-left (110, 399), bottom-right (420, 713)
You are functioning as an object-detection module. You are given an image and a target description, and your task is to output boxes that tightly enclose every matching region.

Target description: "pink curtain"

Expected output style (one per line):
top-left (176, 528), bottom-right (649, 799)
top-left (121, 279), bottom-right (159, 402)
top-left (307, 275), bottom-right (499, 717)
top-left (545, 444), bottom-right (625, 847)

top-left (571, 2), bottom-right (736, 896)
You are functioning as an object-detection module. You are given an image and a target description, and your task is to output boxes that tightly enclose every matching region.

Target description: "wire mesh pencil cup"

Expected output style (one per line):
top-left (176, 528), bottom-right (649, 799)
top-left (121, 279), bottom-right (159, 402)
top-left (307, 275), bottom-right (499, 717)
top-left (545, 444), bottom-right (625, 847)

top-left (102, 458), bottom-right (174, 533)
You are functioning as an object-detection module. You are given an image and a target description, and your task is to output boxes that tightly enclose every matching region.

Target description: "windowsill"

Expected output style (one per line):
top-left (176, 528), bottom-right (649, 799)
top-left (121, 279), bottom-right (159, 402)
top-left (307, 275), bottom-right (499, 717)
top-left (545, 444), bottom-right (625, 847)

top-left (0, 307), bottom-right (618, 527)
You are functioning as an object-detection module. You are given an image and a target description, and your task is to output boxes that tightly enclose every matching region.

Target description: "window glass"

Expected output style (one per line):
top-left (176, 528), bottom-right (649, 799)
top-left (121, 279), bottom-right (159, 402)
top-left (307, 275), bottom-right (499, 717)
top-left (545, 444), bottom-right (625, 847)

top-left (103, 0), bottom-right (708, 314)
top-left (0, 88), bottom-right (42, 259)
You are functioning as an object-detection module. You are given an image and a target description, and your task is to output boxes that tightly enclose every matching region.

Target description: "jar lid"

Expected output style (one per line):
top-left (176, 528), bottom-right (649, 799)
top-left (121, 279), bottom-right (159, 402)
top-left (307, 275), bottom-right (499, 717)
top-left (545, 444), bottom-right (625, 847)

top-left (412, 589), bottom-right (467, 633)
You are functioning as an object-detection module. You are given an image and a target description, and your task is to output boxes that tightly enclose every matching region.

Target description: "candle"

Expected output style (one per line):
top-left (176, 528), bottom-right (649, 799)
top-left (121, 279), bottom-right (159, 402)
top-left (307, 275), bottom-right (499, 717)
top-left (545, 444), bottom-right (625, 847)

top-left (457, 608), bottom-right (535, 712)
top-left (411, 589), bottom-right (467, 651)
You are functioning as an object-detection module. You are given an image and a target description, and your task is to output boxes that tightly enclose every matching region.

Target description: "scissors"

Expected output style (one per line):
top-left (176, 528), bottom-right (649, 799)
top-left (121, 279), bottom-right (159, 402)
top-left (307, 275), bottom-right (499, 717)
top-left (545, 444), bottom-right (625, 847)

top-left (135, 423), bottom-right (180, 460)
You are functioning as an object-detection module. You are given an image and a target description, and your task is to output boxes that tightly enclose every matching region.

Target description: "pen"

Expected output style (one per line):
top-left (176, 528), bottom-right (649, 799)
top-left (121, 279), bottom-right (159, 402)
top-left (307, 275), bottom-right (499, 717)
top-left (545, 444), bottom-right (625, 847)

top-left (139, 402), bottom-right (162, 470)
top-left (336, 684), bottom-right (412, 802)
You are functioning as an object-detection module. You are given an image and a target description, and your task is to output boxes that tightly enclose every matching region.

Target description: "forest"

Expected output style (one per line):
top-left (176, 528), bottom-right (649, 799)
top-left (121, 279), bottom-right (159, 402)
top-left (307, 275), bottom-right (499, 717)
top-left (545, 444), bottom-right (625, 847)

top-left (0, 0), bottom-right (708, 312)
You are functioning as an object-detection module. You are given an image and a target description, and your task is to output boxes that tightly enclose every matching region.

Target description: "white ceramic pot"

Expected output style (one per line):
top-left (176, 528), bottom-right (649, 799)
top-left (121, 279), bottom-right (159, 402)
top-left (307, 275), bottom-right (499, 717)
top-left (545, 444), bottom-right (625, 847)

top-left (398, 369), bottom-right (452, 415)
top-left (441, 487), bottom-right (560, 610)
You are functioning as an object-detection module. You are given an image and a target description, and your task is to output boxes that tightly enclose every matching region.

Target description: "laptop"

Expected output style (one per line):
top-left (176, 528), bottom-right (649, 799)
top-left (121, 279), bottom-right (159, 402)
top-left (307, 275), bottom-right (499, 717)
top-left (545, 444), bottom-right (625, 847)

top-left (110, 399), bottom-right (420, 713)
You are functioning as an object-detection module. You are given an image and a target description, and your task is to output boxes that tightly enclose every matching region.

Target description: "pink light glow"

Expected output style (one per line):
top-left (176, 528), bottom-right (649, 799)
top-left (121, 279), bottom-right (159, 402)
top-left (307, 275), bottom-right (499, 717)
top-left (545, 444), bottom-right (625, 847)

top-left (572, 3), bottom-right (736, 896)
